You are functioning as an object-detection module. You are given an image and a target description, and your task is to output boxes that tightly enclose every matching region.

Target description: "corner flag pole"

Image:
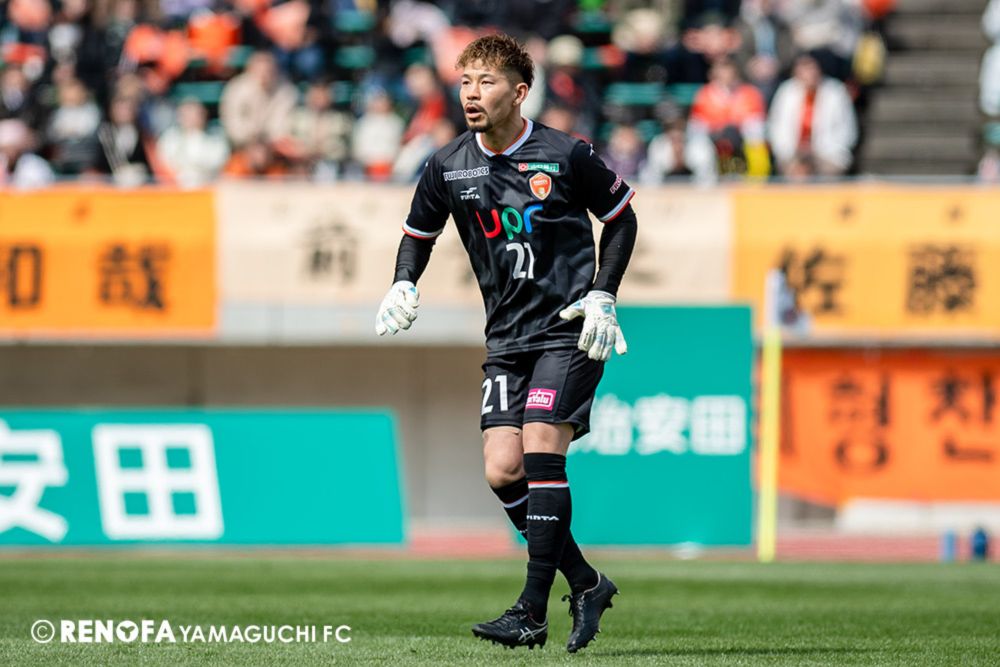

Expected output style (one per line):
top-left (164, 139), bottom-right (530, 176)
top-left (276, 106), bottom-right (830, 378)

top-left (757, 270), bottom-right (784, 563)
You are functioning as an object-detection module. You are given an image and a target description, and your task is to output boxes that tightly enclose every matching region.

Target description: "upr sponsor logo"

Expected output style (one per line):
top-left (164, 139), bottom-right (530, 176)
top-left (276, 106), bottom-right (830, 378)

top-left (526, 388), bottom-right (557, 411)
top-left (475, 205), bottom-right (542, 241)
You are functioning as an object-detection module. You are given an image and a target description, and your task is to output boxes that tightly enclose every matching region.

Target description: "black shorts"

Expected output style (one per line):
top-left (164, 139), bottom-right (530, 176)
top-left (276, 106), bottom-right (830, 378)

top-left (479, 347), bottom-right (605, 440)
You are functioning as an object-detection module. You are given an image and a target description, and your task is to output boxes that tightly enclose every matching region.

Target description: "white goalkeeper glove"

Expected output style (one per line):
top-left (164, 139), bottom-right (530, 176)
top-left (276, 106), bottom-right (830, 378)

top-left (558, 290), bottom-right (628, 362)
top-left (375, 280), bottom-right (420, 336)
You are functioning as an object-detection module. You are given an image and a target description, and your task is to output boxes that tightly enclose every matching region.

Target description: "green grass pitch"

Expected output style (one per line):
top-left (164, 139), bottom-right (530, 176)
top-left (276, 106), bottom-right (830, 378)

top-left (1, 557), bottom-right (998, 665)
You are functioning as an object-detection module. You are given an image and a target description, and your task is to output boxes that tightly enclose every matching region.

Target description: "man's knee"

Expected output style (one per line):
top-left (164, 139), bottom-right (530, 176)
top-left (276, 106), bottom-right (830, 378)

top-left (483, 427), bottom-right (524, 487)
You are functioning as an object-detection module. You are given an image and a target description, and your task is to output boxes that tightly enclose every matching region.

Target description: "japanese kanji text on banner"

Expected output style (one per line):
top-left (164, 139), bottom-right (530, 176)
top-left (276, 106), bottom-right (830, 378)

top-left (0, 189), bottom-right (216, 336)
top-left (568, 306), bottom-right (753, 546)
top-left (732, 187), bottom-right (1000, 336)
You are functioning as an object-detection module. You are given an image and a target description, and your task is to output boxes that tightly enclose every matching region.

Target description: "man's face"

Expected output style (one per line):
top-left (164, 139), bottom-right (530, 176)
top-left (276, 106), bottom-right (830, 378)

top-left (795, 58), bottom-right (822, 90)
top-left (459, 60), bottom-right (525, 133)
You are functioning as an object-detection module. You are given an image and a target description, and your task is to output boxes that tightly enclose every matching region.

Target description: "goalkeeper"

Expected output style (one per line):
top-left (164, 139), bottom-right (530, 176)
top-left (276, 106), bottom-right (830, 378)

top-left (376, 34), bottom-right (637, 653)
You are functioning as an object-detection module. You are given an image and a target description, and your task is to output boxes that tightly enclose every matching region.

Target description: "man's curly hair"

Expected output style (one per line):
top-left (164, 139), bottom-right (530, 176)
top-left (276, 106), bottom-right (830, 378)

top-left (456, 34), bottom-right (534, 88)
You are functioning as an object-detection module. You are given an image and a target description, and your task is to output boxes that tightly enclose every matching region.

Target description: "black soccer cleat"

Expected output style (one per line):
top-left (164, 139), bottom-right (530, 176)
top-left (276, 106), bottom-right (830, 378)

top-left (471, 599), bottom-right (548, 649)
top-left (564, 572), bottom-right (619, 653)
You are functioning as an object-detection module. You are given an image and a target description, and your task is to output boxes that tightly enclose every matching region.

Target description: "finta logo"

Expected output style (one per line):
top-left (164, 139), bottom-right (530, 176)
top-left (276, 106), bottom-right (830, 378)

top-left (475, 205), bottom-right (542, 240)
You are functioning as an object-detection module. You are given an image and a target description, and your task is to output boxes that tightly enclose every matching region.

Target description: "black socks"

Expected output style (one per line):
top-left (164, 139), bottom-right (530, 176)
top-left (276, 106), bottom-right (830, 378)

top-left (517, 453), bottom-right (584, 618)
top-left (492, 475), bottom-right (598, 597)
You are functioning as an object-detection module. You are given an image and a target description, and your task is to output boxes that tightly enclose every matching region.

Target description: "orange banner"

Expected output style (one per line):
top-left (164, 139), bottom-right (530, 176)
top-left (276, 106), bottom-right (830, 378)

top-left (0, 189), bottom-right (216, 336)
top-left (780, 349), bottom-right (1000, 504)
top-left (733, 186), bottom-right (1000, 335)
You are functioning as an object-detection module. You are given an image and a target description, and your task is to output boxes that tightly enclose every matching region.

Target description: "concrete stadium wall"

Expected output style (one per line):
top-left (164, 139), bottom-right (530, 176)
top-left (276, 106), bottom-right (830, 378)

top-left (0, 345), bottom-right (500, 524)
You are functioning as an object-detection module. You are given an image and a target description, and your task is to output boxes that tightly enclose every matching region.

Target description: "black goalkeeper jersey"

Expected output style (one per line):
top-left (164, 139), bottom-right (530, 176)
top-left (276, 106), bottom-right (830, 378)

top-left (402, 119), bottom-right (635, 355)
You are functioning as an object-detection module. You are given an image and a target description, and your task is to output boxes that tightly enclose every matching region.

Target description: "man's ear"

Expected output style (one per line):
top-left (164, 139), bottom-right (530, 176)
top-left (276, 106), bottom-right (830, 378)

top-left (514, 82), bottom-right (530, 106)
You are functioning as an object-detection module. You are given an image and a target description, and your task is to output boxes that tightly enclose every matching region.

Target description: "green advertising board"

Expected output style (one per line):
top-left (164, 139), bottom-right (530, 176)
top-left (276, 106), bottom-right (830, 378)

top-left (0, 410), bottom-right (405, 546)
top-left (568, 306), bottom-right (753, 546)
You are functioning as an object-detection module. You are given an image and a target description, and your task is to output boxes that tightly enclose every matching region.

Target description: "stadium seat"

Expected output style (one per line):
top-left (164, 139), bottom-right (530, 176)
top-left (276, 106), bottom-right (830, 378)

top-left (984, 123), bottom-right (1000, 147)
top-left (574, 11), bottom-right (612, 35)
top-left (335, 45), bottom-right (376, 70)
top-left (665, 83), bottom-right (702, 108)
top-left (335, 10), bottom-right (376, 33)
top-left (171, 81), bottom-right (227, 106)
top-left (603, 82), bottom-right (664, 107)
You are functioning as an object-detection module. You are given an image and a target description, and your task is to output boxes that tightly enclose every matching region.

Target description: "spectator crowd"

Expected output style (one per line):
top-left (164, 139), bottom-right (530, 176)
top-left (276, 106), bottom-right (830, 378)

top-left (0, 0), bottom-right (895, 188)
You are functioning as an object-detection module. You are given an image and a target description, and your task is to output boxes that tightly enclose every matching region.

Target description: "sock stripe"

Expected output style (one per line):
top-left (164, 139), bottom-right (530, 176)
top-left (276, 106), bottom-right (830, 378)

top-left (501, 493), bottom-right (529, 508)
top-left (528, 480), bottom-right (568, 488)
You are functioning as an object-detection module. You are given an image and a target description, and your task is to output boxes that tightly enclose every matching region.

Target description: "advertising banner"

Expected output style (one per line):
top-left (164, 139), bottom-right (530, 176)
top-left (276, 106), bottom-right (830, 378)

top-left (0, 410), bottom-right (404, 545)
top-left (780, 349), bottom-right (1000, 504)
top-left (0, 189), bottom-right (216, 336)
top-left (216, 182), bottom-right (482, 309)
top-left (216, 183), bottom-right (732, 309)
top-left (615, 187), bottom-right (731, 303)
top-left (568, 306), bottom-right (753, 545)
top-left (732, 186), bottom-right (1000, 335)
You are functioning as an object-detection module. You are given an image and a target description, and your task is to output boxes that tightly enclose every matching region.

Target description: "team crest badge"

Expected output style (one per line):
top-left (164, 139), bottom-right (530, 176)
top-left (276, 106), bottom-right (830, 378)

top-left (529, 172), bottom-right (552, 200)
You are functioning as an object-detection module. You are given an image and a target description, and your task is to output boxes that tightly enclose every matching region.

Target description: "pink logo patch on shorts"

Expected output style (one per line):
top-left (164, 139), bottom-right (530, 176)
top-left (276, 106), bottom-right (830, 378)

top-left (526, 388), bottom-right (557, 411)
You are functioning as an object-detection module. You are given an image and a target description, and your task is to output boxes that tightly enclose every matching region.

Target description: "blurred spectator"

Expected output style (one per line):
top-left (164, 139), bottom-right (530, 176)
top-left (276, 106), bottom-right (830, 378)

top-left (156, 98), bottom-right (229, 187)
top-left (734, 0), bottom-right (795, 102)
top-left (5, 0), bottom-right (53, 52)
top-left (668, 11), bottom-right (742, 84)
top-left (219, 50), bottom-right (297, 150)
top-left (49, 0), bottom-right (108, 95)
top-left (682, 0), bottom-right (741, 27)
top-left (224, 139), bottom-right (289, 178)
top-left (93, 94), bottom-right (153, 187)
top-left (46, 78), bottom-right (101, 174)
top-left (602, 124), bottom-right (645, 179)
top-left (393, 117), bottom-right (456, 182)
top-left (978, 148), bottom-right (1000, 183)
top-left (351, 89), bottom-right (404, 181)
top-left (402, 63), bottom-right (447, 144)
top-left (102, 0), bottom-right (139, 69)
top-left (452, 0), bottom-right (575, 40)
top-left (121, 24), bottom-right (191, 87)
top-left (540, 105), bottom-right (583, 139)
top-left (614, 9), bottom-right (672, 83)
top-left (545, 35), bottom-right (599, 138)
top-left (114, 71), bottom-right (174, 138)
top-left (187, 8), bottom-right (242, 74)
top-left (688, 57), bottom-right (769, 176)
top-left (768, 53), bottom-right (857, 178)
top-left (521, 36), bottom-right (547, 121)
top-left (0, 66), bottom-right (45, 128)
top-left (641, 118), bottom-right (718, 184)
top-left (779, 0), bottom-right (863, 81)
top-left (981, 0), bottom-right (1000, 117)
top-left (160, 0), bottom-right (213, 28)
top-left (0, 118), bottom-right (54, 188)
top-left (259, 0), bottom-right (325, 82)
top-left (287, 81), bottom-right (353, 180)
top-left (386, 0), bottom-right (450, 53)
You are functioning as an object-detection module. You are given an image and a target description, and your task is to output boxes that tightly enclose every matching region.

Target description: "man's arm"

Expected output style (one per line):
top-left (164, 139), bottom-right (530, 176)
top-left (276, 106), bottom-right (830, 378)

top-left (558, 142), bottom-right (639, 360)
top-left (393, 234), bottom-right (436, 284)
top-left (376, 157), bottom-right (449, 336)
top-left (592, 205), bottom-right (637, 297)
